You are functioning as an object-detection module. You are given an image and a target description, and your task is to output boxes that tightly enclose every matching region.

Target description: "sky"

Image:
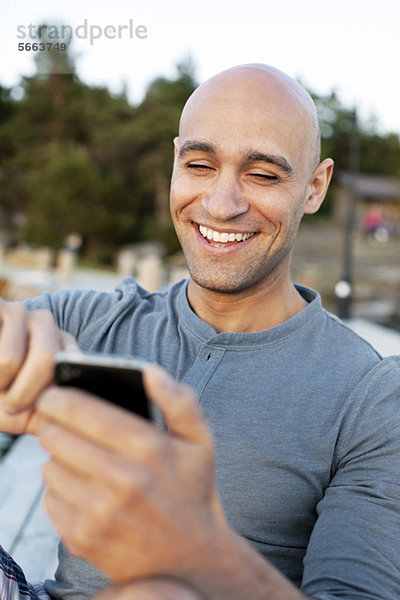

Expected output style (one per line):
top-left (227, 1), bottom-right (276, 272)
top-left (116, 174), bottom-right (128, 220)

top-left (1, 0), bottom-right (399, 135)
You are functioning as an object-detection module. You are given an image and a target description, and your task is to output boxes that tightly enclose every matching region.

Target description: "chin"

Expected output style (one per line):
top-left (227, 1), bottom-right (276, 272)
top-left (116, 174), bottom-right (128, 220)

top-left (189, 267), bottom-right (266, 296)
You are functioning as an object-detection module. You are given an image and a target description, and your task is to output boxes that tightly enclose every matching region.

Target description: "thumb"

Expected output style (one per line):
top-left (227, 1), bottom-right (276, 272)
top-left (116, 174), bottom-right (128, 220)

top-left (143, 365), bottom-right (212, 447)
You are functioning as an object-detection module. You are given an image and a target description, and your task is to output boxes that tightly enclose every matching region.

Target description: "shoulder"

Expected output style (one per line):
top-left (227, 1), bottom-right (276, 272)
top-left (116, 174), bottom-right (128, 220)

top-left (23, 277), bottom-right (188, 341)
top-left (295, 286), bottom-right (383, 380)
top-left (24, 277), bottom-right (146, 311)
top-left (324, 310), bottom-right (383, 359)
top-left (354, 354), bottom-right (400, 402)
top-left (297, 285), bottom-right (381, 357)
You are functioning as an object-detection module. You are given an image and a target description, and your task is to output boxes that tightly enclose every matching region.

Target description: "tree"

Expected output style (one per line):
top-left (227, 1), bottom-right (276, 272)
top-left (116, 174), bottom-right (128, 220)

top-left (0, 46), bottom-right (197, 261)
top-left (312, 92), bottom-right (400, 215)
top-left (127, 57), bottom-right (197, 251)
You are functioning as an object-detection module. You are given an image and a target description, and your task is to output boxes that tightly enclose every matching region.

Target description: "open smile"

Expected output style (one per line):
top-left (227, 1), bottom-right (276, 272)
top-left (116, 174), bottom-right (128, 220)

top-left (197, 224), bottom-right (256, 246)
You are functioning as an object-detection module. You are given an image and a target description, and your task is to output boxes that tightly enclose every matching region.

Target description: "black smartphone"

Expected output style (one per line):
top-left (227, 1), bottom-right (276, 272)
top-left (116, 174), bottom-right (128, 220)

top-left (54, 351), bottom-right (151, 420)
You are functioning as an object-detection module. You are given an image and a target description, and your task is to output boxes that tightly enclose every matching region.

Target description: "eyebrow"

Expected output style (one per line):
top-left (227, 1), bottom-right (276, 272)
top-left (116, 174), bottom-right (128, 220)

top-left (177, 140), bottom-right (294, 176)
top-left (178, 140), bottom-right (216, 157)
top-left (245, 152), bottom-right (294, 176)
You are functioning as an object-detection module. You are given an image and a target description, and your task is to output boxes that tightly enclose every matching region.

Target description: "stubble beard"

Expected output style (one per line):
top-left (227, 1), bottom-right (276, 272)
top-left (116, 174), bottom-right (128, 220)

top-left (183, 241), bottom-right (293, 296)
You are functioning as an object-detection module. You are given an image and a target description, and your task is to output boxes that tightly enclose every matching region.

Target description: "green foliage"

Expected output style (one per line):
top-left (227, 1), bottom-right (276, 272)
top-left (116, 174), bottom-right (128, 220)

top-left (312, 92), bottom-right (400, 215)
top-left (22, 143), bottom-right (101, 246)
top-left (0, 86), bottom-right (15, 125)
top-left (0, 47), bottom-right (197, 261)
top-left (360, 132), bottom-right (400, 177)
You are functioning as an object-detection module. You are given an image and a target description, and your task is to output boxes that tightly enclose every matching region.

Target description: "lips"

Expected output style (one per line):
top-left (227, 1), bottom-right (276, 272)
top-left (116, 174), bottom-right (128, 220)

top-left (198, 224), bottom-right (255, 244)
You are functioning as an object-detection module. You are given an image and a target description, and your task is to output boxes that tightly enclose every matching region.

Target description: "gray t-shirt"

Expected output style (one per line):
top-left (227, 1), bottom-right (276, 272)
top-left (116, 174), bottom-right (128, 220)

top-left (26, 278), bottom-right (400, 599)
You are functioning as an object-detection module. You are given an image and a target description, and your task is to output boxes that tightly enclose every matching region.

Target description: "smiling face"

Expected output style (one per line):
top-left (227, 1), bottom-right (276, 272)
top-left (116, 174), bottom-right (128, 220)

top-left (170, 65), bottom-right (332, 296)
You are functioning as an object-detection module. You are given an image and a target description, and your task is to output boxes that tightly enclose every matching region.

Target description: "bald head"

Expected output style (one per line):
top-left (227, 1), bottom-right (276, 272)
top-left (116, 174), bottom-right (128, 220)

top-left (170, 63), bottom-right (334, 299)
top-left (179, 64), bottom-right (321, 173)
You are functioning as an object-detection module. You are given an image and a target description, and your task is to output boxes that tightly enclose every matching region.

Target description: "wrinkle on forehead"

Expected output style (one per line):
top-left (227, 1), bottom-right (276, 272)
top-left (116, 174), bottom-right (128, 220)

top-left (179, 64), bottom-right (321, 171)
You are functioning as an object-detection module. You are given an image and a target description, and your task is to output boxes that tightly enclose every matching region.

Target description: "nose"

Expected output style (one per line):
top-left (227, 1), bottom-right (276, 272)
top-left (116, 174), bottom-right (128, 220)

top-left (201, 170), bottom-right (250, 220)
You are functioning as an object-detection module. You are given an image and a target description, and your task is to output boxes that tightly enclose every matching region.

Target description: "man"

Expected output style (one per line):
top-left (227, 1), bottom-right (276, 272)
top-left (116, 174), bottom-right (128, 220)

top-left (0, 64), bottom-right (399, 600)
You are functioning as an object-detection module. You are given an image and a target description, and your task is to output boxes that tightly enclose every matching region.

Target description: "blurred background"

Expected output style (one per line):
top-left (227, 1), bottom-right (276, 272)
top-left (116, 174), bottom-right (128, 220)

top-left (0, 0), bottom-right (399, 328)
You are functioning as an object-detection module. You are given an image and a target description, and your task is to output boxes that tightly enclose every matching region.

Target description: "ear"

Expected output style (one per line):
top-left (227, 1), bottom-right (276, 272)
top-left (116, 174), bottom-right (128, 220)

top-left (173, 136), bottom-right (180, 159)
top-left (304, 158), bottom-right (334, 215)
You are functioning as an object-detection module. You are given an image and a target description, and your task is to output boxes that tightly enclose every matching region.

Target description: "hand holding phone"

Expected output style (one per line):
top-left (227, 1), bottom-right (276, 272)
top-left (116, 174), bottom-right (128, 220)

top-left (55, 351), bottom-right (151, 420)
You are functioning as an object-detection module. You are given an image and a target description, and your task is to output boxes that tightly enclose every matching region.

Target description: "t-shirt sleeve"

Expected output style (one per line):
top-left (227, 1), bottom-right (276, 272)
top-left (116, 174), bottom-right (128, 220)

top-left (23, 277), bottom-right (143, 350)
top-left (41, 542), bottom-right (109, 600)
top-left (301, 356), bottom-right (400, 599)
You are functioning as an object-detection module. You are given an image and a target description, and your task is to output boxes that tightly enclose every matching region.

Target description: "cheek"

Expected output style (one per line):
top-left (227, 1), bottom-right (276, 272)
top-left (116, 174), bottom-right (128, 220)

top-left (253, 193), bottom-right (287, 224)
top-left (170, 176), bottom-right (197, 216)
top-left (255, 190), bottom-right (304, 226)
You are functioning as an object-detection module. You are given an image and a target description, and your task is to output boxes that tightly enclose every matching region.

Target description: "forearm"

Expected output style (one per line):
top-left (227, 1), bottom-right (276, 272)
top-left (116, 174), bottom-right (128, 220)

top-left (183, 525), bottom-right (309, 600)
top-left (93, 577), bottom-right (206, 600)
top-left (97, 535), bottom-right (309, 600)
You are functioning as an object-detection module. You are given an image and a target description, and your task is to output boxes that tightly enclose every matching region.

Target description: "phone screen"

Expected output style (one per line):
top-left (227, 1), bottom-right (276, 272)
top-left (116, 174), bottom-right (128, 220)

top-left (55, 352), bottom-right (151, 420)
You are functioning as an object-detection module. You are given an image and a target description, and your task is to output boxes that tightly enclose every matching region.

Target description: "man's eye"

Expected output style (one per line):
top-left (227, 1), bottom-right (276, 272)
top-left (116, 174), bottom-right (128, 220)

top-left (187, 162), bottom-right (212, 170)
top-left (251, 173), bottom-right (278, 182)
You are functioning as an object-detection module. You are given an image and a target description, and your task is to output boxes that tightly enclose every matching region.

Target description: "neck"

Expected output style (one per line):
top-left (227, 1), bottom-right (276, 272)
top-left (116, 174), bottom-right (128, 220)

top-left (187, 273), bottom-right (308, 334)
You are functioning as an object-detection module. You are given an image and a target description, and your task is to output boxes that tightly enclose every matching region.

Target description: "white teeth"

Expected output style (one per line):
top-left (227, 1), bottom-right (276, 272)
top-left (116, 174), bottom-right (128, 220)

top-left (198, 225), bottom-right (255, 244)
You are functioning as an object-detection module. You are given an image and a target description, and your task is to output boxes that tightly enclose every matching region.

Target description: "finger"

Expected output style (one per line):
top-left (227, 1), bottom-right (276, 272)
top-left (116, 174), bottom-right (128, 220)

top-left (43, 472), bottom-right (123, 562)
top-left (43, 457), bottom-right (93, 508)
top-left (0, 302), bottom-right (28, 389)
top-left (143, 365), bottom-right (212, 447)
top-left (43, 457), bottom-right (117, 526)
top-left (0, 403), bottom-right (34, 435)
top-left (42, 487), bottom-right (81, 554)
top-left (0, 400), bottom-right (49, 436)
top-left (40, 421), bottom-right (141, 490)
top-left (42, 455), bottom-right (151, 561)
top-left (4, 310), bottom-right (62, 412)
top-left (37, 386), bottom-right (157, 455)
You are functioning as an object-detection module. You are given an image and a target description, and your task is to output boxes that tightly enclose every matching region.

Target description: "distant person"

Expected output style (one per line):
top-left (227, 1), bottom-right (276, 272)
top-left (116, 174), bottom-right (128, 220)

top-left (364, 206), bottom-right (391, 242)
top-left (363, 206), bottom-right (381, 235)
top-left (0, 64), bottom-right (399, 600)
